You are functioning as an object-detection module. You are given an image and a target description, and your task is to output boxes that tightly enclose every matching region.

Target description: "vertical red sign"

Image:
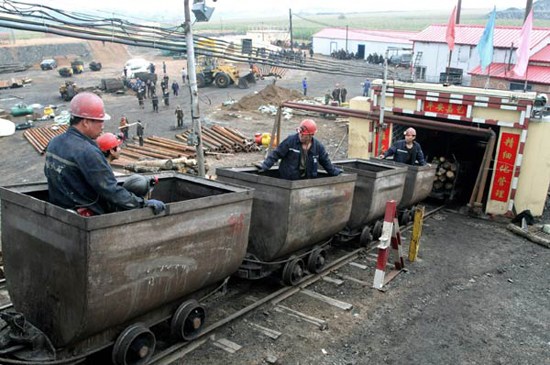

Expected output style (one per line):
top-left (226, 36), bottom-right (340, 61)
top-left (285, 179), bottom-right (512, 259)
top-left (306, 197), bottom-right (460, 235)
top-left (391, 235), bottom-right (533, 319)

top-left (375, 124), bottom-right (392, 156)
top-left (490, 133), bottom-right (520, 202)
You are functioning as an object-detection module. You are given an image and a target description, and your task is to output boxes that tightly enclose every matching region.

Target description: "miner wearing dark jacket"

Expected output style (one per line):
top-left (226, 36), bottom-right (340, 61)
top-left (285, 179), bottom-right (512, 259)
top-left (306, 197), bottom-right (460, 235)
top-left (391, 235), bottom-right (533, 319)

top-left (380, 127), bottom-right (427, 166)
top-left (44, 92), bottom-right (165, 216)
top-left (258, 119), bottom-right (342, 180)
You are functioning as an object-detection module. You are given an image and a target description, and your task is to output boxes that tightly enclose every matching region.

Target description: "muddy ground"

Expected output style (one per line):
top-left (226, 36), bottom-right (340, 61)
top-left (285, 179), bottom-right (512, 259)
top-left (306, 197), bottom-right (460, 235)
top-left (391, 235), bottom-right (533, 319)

top-left (0, 42), bottom-right (548, 365)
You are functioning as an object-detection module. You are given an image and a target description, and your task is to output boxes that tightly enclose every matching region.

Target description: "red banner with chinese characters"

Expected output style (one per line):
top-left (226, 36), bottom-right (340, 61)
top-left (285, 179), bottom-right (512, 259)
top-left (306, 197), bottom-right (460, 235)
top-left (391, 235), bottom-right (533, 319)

top-left (490, 132), bottom-right (520, 202)
top-left (375, 124), bottom-right (392, 155)
top-left (423, 101), bottom-right (467, 117)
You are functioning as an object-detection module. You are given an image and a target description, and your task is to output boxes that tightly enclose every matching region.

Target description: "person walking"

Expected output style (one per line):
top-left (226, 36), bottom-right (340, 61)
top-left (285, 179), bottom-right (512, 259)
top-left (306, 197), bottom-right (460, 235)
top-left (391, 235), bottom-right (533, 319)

top-left (302, 77), bottom-right (308, 96)
top-left (363, 78), bottom-right (371, 97)
top-left (44, 92), bottom-right (165, 216)
top-left (379, 127), bottom-right (427, 166)
top-left (136, 121), bottom-right (145, 147)
top-left (172, 80), bottom-right (180, 96)
top-left (162, 61), bottom-right (167, 74)
top-left (119, 116), bottom-right (129, 142)
top-left (175, 105), bottom-right (184, 128)
top-left (257, 119), bottom-right (341, 180)
top-left (152, 93), bottom-right (159, 113)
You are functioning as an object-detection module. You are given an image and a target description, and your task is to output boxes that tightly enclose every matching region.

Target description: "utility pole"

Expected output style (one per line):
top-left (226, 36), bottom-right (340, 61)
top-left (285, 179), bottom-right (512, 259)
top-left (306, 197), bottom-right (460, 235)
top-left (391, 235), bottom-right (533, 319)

top-left (184, 0), bottom-right (206, 177)
top-left (289, 8), bottom-right (293, 51)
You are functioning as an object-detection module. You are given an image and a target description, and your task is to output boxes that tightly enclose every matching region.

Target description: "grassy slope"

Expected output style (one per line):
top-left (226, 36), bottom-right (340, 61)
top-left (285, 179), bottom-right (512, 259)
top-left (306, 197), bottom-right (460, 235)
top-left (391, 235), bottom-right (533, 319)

top-left (195, 9), bottom-right (550, 40)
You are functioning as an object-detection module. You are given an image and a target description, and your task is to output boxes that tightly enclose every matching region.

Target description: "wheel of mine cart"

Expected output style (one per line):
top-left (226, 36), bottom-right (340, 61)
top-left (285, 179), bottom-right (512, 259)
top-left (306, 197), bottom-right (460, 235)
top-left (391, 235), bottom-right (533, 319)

top-left (112, 323), bottom-right (156, 365)
top-left (282, 257), bottom-right (305, 286)
top-left (170, 299), bottom-right (207, 341)
top-left (307, 247), bottom-right (327, 274)
top-left (399, 209), bottom-right (410, 226)
top-left (359, 225), bottom-right (373, 247)
top-left (372, 220), bottom-right (383, 241)
top-left (215, 72), bottom-right (230, 88)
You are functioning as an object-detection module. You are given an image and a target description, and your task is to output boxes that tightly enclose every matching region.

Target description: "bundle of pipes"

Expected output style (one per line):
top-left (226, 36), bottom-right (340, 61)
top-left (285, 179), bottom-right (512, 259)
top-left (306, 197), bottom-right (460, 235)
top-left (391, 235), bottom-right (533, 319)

top-left (175, 126), bottom-right (259, 154)
top-left (23, 125), bottom-right (68, 154)
top-left (120, 136), bottom-right (196, 161)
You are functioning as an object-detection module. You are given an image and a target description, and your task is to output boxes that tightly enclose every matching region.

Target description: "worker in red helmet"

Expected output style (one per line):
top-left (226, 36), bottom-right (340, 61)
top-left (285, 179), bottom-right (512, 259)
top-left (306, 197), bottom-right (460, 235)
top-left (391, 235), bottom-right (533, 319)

top-left (96, 132), bottom-right (122, 163)
top-left (257, 119), bottom-right (341, 180)
top-left (44, 92), bottom-right (165, 215)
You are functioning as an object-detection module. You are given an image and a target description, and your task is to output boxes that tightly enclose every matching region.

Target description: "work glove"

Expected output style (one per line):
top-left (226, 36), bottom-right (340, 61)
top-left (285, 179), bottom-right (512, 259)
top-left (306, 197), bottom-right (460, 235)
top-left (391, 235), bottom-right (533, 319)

top-left (145, 199), bottom-right (166, 215)
top-left (254, 162), bottom-right (266, 173)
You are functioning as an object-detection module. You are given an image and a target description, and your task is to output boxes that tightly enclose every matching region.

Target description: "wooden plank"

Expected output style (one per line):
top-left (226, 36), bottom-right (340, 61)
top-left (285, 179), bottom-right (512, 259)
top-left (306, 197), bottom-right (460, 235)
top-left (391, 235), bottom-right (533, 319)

top-left (300, 289), bottom-right (353, 311)
top-left (349, 262), bottom-right (368, 270)
top-left (322, 276), bottom-right (344, 286)
top-left (248, 322), bottom-right (282, 339)
top-left (340, 274), bottom-right (370, 286)
top-left (212, 338), bottom-right (242, 353)
top-left (275, 305), bottom-right (328, 330)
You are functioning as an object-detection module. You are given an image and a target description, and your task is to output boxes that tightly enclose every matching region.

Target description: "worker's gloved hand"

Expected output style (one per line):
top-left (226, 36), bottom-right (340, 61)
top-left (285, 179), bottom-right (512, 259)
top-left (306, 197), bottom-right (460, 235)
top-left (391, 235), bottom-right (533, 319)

top-left (254, 162), bottom-right (266, 173)
top-left (378, 154), bottom-right (385, 159)
top-left (145, 199), bottom-right (166, 215)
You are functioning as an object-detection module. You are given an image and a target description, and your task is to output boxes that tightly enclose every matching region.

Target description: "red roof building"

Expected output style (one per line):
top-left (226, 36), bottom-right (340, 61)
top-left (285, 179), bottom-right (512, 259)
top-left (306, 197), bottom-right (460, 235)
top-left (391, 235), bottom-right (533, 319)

top-left (411, 24), bottom-right (550, 92)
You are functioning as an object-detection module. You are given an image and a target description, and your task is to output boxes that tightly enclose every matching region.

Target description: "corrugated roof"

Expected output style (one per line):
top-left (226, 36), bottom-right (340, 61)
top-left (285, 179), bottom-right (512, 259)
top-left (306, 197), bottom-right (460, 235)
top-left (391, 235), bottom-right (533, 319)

top-left (313, 28), bottom-right (417, 44)
top-left (469, 63), bottom-right (550, 84)
top-left (413, 24), bottom-right (550, 50)
top-left (531, 44), bottom-right (550, 62)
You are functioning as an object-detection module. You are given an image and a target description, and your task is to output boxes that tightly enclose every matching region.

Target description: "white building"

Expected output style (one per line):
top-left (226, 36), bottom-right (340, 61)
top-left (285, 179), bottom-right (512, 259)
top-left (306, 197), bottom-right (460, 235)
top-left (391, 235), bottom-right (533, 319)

top-left (311, 27), bottom-right (417, 59)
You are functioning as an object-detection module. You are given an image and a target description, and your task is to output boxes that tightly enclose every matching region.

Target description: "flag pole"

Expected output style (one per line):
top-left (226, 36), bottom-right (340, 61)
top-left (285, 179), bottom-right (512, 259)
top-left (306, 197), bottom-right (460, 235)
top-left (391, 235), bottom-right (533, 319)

top-left (523, 66), bottom-right (529, 92)
top-left (484, 63), bottom-right (492, 89)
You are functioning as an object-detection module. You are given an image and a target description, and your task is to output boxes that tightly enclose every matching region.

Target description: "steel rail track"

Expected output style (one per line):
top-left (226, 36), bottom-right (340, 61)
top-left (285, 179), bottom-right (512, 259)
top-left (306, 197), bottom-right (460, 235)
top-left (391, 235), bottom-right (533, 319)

top-left (150, 204), bottom-right (446, 365)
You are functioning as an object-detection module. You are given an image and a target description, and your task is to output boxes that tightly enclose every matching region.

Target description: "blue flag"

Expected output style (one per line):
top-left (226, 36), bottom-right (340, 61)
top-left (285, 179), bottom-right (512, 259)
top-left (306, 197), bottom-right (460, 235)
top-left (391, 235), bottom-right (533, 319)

top-left (476, 7), bottom-right (496, 72)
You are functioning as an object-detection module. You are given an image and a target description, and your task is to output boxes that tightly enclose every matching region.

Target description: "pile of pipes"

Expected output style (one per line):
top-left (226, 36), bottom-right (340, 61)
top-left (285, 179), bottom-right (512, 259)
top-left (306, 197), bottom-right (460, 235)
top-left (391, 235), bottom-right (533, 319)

top-left (114, 136), bottom-right (200, 174)
top-left (176, 125), bottom-right (260, 154)
top-left (23, 125), bottom-right (68, 154)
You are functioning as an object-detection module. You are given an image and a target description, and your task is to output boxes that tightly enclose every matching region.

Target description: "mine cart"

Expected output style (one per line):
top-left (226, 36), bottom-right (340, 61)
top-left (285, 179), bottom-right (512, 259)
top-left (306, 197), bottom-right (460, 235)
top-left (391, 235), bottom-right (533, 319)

top-left (216, 167), bottom-right (356, 285)
top-left (0, 172), bottom-right (253, 365)
top-left (333, 159), bottom-right (407, 245)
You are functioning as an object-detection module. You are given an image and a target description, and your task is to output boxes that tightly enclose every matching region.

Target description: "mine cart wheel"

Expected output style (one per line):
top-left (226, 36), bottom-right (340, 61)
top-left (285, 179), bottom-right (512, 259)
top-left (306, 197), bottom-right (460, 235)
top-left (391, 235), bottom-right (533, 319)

top-left (112, 323), bottom-right (156, 365)
top-left (170, 299), bottom-right (206, 341)
top-left (307, 247), bottom-right (327, 274)
top-left (282, 257), bottom-right (305, 286)
top-left (359, 226), bottom-right (373, 247)
top-left (399, 209), bottom-right (410, 226)
top-left (372, 220), bottom-right (383, 241)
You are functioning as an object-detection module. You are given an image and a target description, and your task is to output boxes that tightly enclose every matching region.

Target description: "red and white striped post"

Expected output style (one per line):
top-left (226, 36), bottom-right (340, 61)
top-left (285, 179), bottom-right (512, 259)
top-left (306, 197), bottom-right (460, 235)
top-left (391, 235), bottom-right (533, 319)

top-left (373, 200), bottom-right (405, 290)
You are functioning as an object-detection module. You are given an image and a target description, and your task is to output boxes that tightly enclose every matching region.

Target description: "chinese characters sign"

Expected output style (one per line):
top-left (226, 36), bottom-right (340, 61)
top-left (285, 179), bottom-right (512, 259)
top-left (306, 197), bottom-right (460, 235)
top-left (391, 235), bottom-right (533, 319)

top-left (490, 133), bottom-right (520, 202)
top-left (423, 101), bottom-right (467, 117)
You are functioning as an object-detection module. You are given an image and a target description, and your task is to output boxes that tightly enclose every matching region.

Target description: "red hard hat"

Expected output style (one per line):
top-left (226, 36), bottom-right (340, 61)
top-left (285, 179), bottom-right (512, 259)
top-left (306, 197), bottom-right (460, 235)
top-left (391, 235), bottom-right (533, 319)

top-left (96, 133), bottom-right (122, 152)
top-left (298, 119), bottom-right (317, 135)
top-left (70, 92), bottom-right (111, 121)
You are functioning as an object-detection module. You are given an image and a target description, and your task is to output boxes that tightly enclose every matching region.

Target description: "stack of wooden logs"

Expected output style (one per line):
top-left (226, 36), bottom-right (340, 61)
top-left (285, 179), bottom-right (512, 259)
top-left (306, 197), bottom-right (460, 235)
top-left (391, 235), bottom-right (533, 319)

top-left (176, 125), bottom-right (260, 154)
top-left (432, 156), bottom-right (458, 192)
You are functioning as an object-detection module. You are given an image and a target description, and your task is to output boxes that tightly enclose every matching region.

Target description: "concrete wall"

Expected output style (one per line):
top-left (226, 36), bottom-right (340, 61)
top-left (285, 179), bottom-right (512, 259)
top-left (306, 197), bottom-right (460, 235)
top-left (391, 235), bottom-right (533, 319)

top-left (0, 42), bottom-right (90, 66)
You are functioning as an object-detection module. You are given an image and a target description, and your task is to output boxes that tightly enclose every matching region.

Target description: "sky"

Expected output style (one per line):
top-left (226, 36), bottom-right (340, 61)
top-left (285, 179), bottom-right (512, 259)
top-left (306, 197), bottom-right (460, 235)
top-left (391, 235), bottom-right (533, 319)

top-left (37, 0), bottom-right (532, 20)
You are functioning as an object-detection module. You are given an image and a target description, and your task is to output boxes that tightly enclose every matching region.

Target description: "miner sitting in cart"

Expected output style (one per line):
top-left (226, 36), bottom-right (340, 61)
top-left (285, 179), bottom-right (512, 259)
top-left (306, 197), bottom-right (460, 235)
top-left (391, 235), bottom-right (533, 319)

top-left (257, 119), bottom-right (342, 180)
top-left (44, 92), bottom-right (165, 216)
top-left (379, 127), bottom-right (427, 166)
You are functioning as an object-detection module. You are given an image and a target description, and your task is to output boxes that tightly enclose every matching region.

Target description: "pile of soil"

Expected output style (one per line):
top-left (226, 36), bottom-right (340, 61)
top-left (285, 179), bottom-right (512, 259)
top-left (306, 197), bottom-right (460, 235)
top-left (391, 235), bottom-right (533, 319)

top-left (229, 84), bottom-right (304, 111)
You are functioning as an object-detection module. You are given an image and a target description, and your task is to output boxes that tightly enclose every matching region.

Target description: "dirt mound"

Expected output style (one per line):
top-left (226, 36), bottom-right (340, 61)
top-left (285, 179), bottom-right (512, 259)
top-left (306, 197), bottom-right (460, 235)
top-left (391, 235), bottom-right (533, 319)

top-left (87, 41), bottom-right (129, 66)
top-left (230, 84), bottom-right (304, 111)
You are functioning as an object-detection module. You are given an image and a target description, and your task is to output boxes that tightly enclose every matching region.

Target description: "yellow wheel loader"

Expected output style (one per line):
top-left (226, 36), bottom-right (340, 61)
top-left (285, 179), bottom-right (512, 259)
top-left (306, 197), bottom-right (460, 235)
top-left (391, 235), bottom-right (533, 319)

top-left (195, 56), bottom-right (256, 89)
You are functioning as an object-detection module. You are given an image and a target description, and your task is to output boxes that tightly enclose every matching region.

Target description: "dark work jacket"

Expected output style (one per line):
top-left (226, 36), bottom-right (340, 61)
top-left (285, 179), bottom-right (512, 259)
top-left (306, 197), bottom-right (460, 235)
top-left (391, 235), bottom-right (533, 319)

top-left (44, 127), bottom-right (144, 214)
top-left (260, 133), bottom-right (342, 180)
top-left (383, 139), bottom-right (426, 166)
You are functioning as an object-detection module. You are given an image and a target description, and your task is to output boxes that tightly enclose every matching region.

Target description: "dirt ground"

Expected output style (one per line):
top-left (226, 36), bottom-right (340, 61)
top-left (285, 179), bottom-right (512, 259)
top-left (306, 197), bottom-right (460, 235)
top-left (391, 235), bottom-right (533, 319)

top-left (0, 41), bottom-right (548, 365)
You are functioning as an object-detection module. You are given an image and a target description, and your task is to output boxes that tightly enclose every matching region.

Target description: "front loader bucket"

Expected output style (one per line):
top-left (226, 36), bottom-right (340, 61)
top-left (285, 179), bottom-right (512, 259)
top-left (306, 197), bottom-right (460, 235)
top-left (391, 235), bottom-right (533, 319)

top-left (238, 78), bottom-right (249, 89)
top-left (244, 72), bottom-right (256, 84)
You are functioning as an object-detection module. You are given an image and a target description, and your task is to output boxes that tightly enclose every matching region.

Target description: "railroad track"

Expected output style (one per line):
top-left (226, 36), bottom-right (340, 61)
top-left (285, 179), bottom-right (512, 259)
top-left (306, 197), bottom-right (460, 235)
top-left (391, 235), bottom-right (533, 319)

top-left (0, 204), bottom-right (445, 364)
top-left (150, 204), bottom-right (445, 365)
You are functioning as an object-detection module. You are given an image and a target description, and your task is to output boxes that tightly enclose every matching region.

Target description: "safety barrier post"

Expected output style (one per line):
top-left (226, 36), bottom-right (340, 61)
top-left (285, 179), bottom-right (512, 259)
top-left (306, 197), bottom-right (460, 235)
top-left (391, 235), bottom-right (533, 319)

top-left (408, 205), bottom-right (425, 262)
top-left (373, 200), bottom-right (405, 290)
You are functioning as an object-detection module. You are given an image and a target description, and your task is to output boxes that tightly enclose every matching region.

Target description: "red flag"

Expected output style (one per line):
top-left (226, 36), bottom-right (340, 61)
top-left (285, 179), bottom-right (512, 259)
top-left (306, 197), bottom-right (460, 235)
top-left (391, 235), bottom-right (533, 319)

top-left (446, 6), bottom-right (457, 51)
